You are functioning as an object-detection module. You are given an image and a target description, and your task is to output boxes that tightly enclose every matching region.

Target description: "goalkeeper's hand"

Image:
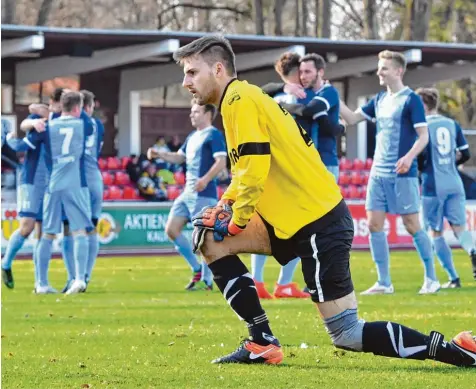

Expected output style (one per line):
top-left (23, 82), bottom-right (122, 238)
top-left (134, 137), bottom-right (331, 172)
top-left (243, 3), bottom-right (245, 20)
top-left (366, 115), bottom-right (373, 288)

top-left (192, 204), bottom-right (245, 242)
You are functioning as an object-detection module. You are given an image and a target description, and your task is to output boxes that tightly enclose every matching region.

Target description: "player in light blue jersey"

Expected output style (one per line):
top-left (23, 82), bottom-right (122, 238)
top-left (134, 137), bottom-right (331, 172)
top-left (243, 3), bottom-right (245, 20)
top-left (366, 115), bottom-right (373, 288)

top-left (24, 92), bottom-right (94, 294)
top-left (2, 114), bottom-right (48, 289)
top-left (340, 50), bottom-right (439, 295)
top-left (416, 88), bottom-right (476, 286)
top-left (147, 101), bottom-right (227, 290)
top-left (78, 90), bottom-right (104, 291)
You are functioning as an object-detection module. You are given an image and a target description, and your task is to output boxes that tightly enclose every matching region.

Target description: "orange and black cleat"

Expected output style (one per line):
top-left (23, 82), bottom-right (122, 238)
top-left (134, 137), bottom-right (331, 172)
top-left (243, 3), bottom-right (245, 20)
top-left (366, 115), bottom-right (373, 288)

top-left (212, 338), bottom-right (283, 364)
top-left (451, 331), bottom-right (476, 367)
top-left (274, 282), bottom-right (310, 298)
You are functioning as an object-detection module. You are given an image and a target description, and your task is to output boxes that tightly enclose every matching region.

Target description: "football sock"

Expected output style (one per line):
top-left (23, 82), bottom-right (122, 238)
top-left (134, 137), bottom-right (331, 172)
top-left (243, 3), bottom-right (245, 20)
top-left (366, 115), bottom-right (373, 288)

top-left (173, 234), bottom-right (201, 272)
top-left (1, 230), bottom-right (26, 270)
top-left (363, 321), bottom-right (473, 366)
top-left (369, 231), bottom-right (391, 286)
top-left (73, 234), bottom-right (88, 282)
top-left (209, 255), bottom-right (274, 346)
top-left (201, 261), bottom-right (213, 285)
top-left (413, 230), bottom-right (437, 281)
top-left (37, 237), bottom-right (53, 287)
top-left (33, 239), bottom-right (40, 287)
top-left (455, 230), bottom-right (476, 255)
top-left (85, 233), bottom-right (100, 282)
top-left (251, 254), bottom-right (267, 282)
top-left (432, 236), bottom-right (458, 281)
top-left (62, 234), bottom-right (75, 281)
top-left (277, 257), bottom-right (300, 285)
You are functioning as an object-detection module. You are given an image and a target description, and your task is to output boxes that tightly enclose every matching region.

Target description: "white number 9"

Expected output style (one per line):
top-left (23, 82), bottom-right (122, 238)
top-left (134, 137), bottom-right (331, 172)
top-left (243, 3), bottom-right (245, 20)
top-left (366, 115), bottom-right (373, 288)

top-left (436, 127), bottom-right (451, 156)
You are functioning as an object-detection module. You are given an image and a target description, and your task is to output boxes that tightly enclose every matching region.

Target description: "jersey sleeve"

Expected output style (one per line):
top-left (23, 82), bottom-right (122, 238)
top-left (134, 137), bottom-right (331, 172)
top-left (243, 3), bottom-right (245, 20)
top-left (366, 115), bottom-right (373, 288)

top-left (210, 130), bottom-right (227, 159)
top-left (83, 117), bottom-right (94, 137)
top-left (27, 113), bottom-right (43, 120)
top-left (407, 93), bottom-right (427, 129)
top-left (357, 95), bottom-right (377, 121)
top-left (18, 129), bottom-right (45, 151)
top-left (315, 86), bottom-right (339, 111)
top-left (95, 118), bottom-right (105, 153)
top-left (223, 94), bottom-right (271, 228)
top-left (455, 122), bottom-right (469, 151)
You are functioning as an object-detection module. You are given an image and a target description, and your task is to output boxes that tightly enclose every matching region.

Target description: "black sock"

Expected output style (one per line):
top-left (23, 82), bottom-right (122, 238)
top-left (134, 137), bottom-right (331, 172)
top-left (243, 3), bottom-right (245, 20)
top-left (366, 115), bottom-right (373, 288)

top-left (208, 255), bottom-right (275, 346)
top-left (363, 322), bottom-right (473, 366)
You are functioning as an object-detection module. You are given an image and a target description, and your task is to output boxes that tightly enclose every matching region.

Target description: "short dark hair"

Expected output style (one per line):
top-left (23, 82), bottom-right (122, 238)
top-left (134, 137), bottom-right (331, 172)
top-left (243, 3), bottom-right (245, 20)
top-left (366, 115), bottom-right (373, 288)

top-left (173, 35), bottom-right (236, 76)
top-left (416, 87), bottom-right (439, 111)
top-left (51, 88), bottom-right (65, 103)
top-left (204, 104), bottom-right (217, 121)
top-left (80, 89), bottom-right (95, 108)
top-left (275, 52), bottom-right (301, 77)
top-left (300, 53), bottom-right (326, 70)
top-left (61, 91), bottom-right (83, 113)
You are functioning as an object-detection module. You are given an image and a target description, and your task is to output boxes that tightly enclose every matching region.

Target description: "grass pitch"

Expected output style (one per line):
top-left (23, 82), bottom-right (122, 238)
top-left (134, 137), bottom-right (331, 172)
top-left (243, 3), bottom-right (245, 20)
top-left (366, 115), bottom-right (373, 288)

top-left (2, 250), bottom-right (476, 389)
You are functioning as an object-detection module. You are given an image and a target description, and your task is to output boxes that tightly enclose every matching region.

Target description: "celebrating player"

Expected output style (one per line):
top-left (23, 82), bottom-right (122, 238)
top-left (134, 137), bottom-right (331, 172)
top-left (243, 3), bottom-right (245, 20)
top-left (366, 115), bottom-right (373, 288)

top-left (339, 50), bottom-right (440, 295)
top-left (416, 87), bottom-right (476, 286)
top-left (147, 101), bottom-right (227, 290)
top-left (172, 35), bottom-right (475, 367)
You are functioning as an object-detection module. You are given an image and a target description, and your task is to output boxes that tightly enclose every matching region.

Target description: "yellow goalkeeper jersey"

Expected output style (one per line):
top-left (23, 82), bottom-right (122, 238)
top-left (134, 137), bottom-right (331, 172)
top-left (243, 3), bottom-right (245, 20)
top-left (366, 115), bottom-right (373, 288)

top-left (220, 79), bottom-right (342, 239)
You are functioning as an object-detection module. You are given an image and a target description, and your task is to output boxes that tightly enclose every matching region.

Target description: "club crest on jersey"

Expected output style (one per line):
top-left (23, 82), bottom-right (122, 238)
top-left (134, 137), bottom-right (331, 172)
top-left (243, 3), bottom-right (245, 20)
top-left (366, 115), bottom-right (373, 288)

top-left (1, 209), bottom-right (19, 241)
top-left (227, 92), bottom-right (240, 105)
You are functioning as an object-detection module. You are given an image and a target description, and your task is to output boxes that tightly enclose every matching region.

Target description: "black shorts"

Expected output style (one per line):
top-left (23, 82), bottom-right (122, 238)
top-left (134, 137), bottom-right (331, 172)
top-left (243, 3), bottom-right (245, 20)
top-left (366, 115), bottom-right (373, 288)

top-left (259, 199), bottom-right (354, 303)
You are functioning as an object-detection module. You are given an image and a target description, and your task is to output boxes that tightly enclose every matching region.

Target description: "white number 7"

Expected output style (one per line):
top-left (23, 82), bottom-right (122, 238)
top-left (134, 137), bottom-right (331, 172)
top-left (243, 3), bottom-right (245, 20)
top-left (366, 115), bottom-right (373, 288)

top-left (60, 127), bottom-right (73, 155)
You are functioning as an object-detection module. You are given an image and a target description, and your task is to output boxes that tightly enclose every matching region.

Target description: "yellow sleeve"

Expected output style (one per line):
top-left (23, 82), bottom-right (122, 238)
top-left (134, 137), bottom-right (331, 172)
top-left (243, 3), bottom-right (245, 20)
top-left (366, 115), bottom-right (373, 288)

top-left (226, 95), bottom-right (271, 227)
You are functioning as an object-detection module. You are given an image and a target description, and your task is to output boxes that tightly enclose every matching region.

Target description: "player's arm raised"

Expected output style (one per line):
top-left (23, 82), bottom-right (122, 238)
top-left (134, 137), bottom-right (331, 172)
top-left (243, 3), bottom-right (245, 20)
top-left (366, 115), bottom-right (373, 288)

top-left (146, 148), bottom-right (186, 164)
top-left (226, 95), bottom-right (271, 230)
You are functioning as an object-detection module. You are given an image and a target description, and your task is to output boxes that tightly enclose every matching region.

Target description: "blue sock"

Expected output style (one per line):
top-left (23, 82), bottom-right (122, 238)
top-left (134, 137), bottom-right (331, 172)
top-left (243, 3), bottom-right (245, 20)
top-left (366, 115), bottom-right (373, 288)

top-left (201, 261), bottom-right (213, 284)
top-left (33, 239), bottom-right (40, 287)
top-left (86, 234), bottom-right (100, 282)
top-left (62, 235), bottom-right (75, 281)
top-left (277, 257), bottom-right (300, 285)
top-left (251, 254), bottom-right (267, 282)
top-left (369, 231), bottom-right (391, 286)
top-left (37, 237), bottom-right (53, 287)
top-left (433, 236), bottom-right (458, 281)
top-left (73, 235), bottom-right (88, 282)
top-left (173, 234), bottom-right (200, 272)
top-left (1, 230), bottom-right (26, 270)
top-left (413, 230), bottom-right (437, 281)
top-left (455, 230), bottom-right (476, 255)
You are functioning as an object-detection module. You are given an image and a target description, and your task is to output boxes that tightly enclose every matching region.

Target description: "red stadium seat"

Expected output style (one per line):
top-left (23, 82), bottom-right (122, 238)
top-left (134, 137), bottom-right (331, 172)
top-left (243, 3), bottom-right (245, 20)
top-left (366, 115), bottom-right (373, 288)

top-left (108, 185), bottom-right (123, 200)
top-left (338, 172), bottom-right (351, 185)
top-left (103, 188), bottom-right (110, 200)
top-left (217, 185), bottom-right (227, 200)
top-left (362, 171), bottom-right (370, 185)
top-left (107, 157), bottom-right (121, 170)
top-left (174, 171), bottom-right (186, 186)
top-left (339, 185), bottom-right (349, 199)
top-left (123, 185), bottom-right (140, 200)
top-left (167, 185), bottom-right (181, 200)
top-left (360, 185), bottom-right (367, 199)
top-left (348, 185), bottom-right (361, 199)
top-left (121, 156), bottom-right (132, 170)
top-left (353, 159), bottom-right (365, 171)
top-left (101, 171), bottom-right (114, 186)
top-left (365, 158), bottom-right (373, 170)
top-left (339, 157), bottom-right (353, 171)
top-left (98, 158), bottom-right (107, 171)
top-left (115, 171), bottom-right (131, 186)
top-left (350, 171), bottom-right (363, 186)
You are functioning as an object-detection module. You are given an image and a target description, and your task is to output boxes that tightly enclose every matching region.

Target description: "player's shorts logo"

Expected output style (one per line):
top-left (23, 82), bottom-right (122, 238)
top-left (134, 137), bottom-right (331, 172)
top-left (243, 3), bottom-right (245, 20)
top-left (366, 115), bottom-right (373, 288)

top-left (2, 209), bottom-right (20, 241)
top-left (97, 212), bottom-right (119, 244)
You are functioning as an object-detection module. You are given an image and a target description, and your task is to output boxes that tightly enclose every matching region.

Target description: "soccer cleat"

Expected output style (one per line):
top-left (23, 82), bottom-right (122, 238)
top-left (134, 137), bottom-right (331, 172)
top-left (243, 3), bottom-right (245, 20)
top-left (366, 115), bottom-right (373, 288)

top-left (2, 268), bottom-right (14, 289)
top-left (185, 270), bottom-right (202, 291)
top-left (274, 282), bottom-right (310, 298)
top-left (211, 338), bottom-right (283, 364)
top-left (61, 279), bottom-right (74, 294)
top-left (35, 285), bottom-right (58, 294)
top-left (418, 278), bottom-right (441, 294)
top-left (471, 251), bottom-right (476, 280)
top-left (360, 282), bottom-right (394, 295)
top-left (190, 280), bottom-right (213, 291)
top-left (451, 331), bottom-right (476, 367)
top-left (254, 280), bottom-right (274, 299)
top-left (441, 278), bottom-right (461, 289)
top-left (65, 280), bottom-right (87, 295)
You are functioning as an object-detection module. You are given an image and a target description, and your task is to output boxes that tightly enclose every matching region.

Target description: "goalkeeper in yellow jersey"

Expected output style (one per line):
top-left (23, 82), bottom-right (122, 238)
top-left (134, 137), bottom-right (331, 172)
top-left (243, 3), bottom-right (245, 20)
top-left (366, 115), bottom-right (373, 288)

top-left (172, 35), bottom-right (476, 367)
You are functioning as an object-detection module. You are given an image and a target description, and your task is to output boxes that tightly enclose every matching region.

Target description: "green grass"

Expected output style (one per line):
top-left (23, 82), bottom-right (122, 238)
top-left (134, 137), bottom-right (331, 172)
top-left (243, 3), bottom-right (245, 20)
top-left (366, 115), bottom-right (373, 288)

top-left (2, 251), bottom-right (476, 389)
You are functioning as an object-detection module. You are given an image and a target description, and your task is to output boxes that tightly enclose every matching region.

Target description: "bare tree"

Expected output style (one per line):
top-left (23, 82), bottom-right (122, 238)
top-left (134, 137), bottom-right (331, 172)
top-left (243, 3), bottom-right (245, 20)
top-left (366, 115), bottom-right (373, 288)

top-left (301, 0), bottom-right (309, 36)
top-left (273, 0), bottom-right (286, 35)
top-left (314, 0), bottom-right (320, 37)
top-left (321, 0), bottom-right (331, 38)
top-left (404, 0), bottom-right (433, 41)
top-left (253, 0), bottom-right (265, 34)
top-left (363, 0), bottom-right (378, 39)
top-left (36, 0), bottom-right (55, 25)
top-left (2, 0), bottom-right (16, 23)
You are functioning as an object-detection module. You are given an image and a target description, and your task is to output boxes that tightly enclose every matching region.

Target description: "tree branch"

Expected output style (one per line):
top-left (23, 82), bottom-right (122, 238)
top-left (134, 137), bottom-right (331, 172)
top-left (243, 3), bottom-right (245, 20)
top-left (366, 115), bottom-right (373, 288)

top-left (157, 3), bottom-right (251, 21)
top-left (331, 0), bottom-right (364, 28)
